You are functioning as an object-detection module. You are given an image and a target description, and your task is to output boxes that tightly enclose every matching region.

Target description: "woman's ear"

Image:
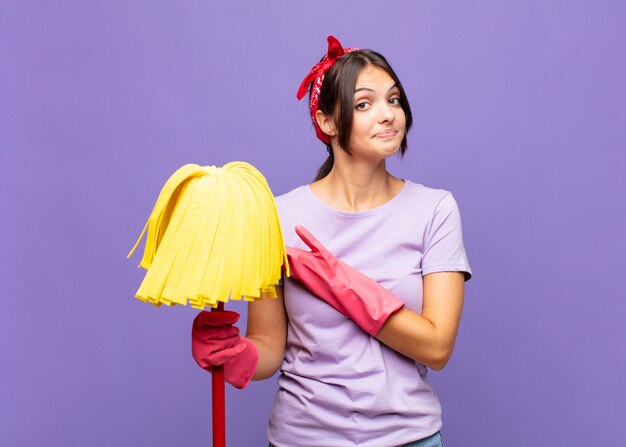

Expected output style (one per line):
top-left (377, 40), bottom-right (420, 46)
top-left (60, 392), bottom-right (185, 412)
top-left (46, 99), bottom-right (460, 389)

top-left (315, 110), bottom-right (336, 137)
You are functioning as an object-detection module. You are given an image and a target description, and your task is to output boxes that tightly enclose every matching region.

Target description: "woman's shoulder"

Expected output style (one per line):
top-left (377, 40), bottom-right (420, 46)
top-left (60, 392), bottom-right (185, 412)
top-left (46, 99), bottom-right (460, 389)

top-left (401, 179), bottom-right (455, 207)
top-left (273, 184), bottom-right (308, 205)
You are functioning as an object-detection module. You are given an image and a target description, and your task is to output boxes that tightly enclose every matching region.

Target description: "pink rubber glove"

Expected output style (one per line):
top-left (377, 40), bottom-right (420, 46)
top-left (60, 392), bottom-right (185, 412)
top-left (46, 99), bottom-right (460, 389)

top-left (286, 225), bottom-right (405, 336)
top-left (191, 310), bottom-right (258, 389)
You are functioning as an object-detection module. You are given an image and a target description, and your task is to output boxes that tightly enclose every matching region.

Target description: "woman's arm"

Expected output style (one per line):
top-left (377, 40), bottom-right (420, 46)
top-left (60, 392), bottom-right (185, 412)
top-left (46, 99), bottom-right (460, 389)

top-left (246, 285), bottom-right (288, 380)
top-left (376, 271), bottom-right (465, 371)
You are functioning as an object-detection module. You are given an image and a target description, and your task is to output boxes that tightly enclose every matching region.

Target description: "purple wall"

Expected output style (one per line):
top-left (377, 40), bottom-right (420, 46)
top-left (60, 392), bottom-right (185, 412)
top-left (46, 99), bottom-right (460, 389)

top-left (2, 1), bottom-right (625, 445)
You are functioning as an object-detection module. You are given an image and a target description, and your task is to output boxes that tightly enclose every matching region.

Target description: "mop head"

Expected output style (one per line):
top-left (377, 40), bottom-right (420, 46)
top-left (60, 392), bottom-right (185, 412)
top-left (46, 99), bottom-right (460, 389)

top-left (128, 162), bottom-right (289, 309)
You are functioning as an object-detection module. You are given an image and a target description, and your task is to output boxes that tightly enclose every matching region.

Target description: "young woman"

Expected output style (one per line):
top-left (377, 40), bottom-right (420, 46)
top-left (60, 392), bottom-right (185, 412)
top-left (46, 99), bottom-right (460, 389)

top-left (192, 36), bottom-right (472, 447)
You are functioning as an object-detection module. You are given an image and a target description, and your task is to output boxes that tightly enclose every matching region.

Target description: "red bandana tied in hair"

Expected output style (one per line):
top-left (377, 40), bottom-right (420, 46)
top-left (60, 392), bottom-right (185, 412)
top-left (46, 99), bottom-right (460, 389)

top-left (297, 36), bottom-right (359, 145)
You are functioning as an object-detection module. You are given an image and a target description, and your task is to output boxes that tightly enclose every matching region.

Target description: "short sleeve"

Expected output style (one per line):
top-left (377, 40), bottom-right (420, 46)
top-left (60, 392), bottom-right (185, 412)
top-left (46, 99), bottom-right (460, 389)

top-left (421, 193), bottom-right (472, 281)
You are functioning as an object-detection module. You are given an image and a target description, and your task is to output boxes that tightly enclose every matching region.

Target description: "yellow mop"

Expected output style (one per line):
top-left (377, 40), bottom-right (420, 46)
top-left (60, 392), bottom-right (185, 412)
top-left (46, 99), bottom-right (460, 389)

top-left (128, 161), bottom-right (288, 446)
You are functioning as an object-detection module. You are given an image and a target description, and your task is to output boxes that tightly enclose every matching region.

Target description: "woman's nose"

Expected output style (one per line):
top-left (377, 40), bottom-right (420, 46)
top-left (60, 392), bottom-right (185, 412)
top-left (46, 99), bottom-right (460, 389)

top-left (378, 102), bottom-right (395, 123)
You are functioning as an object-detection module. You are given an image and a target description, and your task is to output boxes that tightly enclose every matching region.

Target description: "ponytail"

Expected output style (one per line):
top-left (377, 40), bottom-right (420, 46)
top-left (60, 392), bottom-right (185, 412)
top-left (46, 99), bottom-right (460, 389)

top-left (314, 148), bottom-right (334, 181)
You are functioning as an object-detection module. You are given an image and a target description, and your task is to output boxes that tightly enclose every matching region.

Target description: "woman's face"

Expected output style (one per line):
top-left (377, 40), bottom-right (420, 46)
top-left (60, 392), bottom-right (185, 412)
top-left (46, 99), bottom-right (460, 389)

top-left (348, 65), bottom-right (406, 160)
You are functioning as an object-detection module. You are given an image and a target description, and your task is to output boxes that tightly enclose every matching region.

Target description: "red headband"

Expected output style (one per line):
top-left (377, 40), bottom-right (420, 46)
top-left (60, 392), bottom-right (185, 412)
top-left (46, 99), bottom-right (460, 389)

top-left (297, 35), bottom-right (359, 145)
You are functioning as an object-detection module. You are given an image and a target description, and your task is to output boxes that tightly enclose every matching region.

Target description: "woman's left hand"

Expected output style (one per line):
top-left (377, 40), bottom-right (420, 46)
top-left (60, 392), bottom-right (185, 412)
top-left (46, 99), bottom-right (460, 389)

top-left (285, 225), bottom-right (404, 337)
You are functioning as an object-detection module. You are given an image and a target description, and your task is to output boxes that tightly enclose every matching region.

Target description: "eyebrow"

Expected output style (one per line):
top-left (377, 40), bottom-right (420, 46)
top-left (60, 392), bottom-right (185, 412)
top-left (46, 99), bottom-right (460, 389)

top-left (354, 84), bottom-right (399, 94)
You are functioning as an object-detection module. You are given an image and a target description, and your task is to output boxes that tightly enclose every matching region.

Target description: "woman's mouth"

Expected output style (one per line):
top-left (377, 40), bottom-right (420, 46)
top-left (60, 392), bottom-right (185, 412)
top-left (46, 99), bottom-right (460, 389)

top-left (375, 130), bottom-right (397, 139)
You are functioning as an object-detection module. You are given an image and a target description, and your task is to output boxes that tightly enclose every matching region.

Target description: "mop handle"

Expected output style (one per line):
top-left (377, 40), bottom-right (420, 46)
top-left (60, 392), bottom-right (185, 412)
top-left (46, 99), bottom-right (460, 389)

top-left (212, 302), bottom-right (226, 447)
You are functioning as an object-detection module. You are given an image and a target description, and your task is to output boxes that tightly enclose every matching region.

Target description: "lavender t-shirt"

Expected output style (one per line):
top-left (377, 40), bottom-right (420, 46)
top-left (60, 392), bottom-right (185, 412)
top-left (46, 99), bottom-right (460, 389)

top-left (268, 180), bottom-right (472, 447)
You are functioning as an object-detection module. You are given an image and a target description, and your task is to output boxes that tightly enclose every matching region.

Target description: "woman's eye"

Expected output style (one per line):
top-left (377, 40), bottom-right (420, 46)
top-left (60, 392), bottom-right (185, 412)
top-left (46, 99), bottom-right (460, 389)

top-left (389, 97), bottom-right (401, 105)
top-left (355, 102), bottom-right (369, 110)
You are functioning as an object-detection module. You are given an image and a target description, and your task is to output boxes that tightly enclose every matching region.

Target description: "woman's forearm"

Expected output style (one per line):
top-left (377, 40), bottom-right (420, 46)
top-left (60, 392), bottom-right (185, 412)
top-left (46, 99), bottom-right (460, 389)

top-left (246, 287), bottom-right (288, 381)
top-left (376, 272), bottom-right (465, 370)
top-left (376, 308), bottom-right (455, 370)
top-left (248, 334), bottom-right (285, 380)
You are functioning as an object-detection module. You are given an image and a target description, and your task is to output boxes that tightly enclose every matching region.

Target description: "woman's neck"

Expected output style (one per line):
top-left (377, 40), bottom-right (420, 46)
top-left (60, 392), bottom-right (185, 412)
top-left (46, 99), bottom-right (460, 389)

top-left (309, 157), bottom-right (404, 213)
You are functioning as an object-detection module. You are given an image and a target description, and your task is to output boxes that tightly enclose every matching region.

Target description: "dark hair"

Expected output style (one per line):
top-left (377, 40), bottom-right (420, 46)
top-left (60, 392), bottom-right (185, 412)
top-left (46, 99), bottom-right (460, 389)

top-left (312, 49), bottom-right (413, 181)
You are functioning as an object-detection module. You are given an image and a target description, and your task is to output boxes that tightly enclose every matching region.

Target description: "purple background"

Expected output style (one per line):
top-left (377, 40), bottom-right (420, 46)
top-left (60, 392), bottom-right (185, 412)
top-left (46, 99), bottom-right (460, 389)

top-left (2, 1), bottom-right (625, 445)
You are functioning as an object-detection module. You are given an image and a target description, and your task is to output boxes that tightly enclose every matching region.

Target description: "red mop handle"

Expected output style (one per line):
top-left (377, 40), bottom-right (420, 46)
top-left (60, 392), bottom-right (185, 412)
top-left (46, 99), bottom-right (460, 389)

top-left (211, 302), bottom-right (226, 447)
